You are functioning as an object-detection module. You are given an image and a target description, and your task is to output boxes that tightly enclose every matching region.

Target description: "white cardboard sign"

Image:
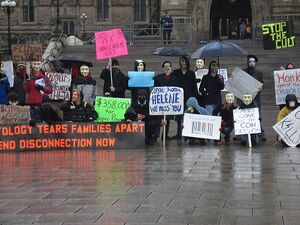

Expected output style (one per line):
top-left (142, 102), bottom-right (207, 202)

top-left (233, 108), bottom-right (261, 135)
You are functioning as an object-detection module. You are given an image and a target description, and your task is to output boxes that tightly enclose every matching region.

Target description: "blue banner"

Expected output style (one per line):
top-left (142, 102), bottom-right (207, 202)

top-left (128, 71), bottom-right (155, 87)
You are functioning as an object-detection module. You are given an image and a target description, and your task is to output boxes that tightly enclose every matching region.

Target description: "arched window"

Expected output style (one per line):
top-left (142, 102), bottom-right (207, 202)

top-left (23, 0), bottom-right (35, 22)
top-left (134, 0), bottom-right (146, 21)
top-left (97, 0), bottom-right (109, 22)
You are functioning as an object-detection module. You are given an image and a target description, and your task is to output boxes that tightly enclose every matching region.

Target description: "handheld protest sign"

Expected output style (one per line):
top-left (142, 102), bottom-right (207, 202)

top-left (274, 68), bottom-right (300, 105)
top-left (182, 113), bottom-right (222, 140)
top-left (95, 96), bottom-right (131, 122)
top-left (2, 61), bottom-right (14, 87)
top-left (218, 68), bottom-right (228, 81)
top-left (233, 108), bottom-right (261, 135)
top-left (128, 71), bottom-right (155, 87)
top-left (262, 21), bottom-right (296, 50)
top-left (46, 72), bottom-right (72, 101)
top-left (11, 44), bottom-right (43, 61)
top-left (95, 29), bottom-right (128, 60)
top-left (273, 106), bottom-right (300, 147)
top-left (225, 67), bottom-right (263, 101)
top-left (0, 105), bottom-right (30, 125)
top-left (149, 86), bottom-right (184, 115)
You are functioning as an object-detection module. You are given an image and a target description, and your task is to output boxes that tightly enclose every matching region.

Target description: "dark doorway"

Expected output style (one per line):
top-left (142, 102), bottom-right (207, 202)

top-left (210, 0), bottom-right (252, 40)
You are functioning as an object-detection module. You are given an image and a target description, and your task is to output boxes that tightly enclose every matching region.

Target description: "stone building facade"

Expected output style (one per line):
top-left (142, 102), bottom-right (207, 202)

top-left (0, 0), bottom-right (299, 48)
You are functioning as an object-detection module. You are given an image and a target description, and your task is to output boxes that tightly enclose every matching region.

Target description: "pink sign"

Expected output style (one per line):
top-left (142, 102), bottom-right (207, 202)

top-left (95, 29), bottom-right (128, 60)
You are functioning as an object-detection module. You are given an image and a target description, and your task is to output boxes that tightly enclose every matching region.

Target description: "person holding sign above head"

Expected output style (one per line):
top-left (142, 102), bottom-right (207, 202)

top-left (0, 62), bottom-right (10, 105)
top-left (154, 61), bottom-right (179, 140)
top-left (199, 61), bottom-right (224, 115)
top-left (173, 56), bottom-right (199, 139)
top-left (100, 58), bottom-right (127, 98)
top-left (73, 65), bottom-right (98, 106)
top-left (238, 94), bottom-right (258, 146)
top-left (24, 61), bottom-right (53, 121)
top-left (60, 89), bottom-right (98, 122)
top-left (213, 93), bottom-right (237, 143)
top-left (243, 54), bottom-right (266, 142)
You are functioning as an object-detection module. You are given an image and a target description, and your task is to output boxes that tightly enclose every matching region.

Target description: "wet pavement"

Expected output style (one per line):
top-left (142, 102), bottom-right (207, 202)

top-left (1, 137), bottom-right (300, 225)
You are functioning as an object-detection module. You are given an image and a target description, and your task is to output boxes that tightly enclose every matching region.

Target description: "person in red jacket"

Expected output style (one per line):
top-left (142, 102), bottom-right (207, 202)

top-left (24, 61), bottom-right (53, 122)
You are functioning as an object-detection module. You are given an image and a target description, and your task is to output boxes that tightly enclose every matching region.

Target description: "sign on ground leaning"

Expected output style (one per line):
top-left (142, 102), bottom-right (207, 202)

top-left (273, 106), bottom-right (300, 147)
top-left (149, 86), bottom-right (184, 115)
top-left (0, 105), bottom-right (30, 124)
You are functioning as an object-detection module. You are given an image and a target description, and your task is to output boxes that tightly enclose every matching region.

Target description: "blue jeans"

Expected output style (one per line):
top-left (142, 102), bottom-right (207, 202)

top-left (240, 134), bottom-right (257, 144)
top-left (222, 126), bottom-right (234, 137)
top-left (205, 104), bottom-right (217, 115)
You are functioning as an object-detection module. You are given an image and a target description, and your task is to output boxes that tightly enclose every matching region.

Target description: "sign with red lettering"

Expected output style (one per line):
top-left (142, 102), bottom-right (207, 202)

top-left (46, 72), bottom-right (72, 100)
top-left (0, 105), bottom-right (30, 124)
top-left (274, 68), bottom-right (300, 105)
top-left (95, 29), bottom-right (128, 60)
top-left (0, 122), bottom-right (145, 151)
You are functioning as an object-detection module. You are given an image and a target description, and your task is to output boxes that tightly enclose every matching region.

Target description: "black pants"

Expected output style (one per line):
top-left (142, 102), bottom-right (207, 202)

top-left (163, 29), bottom-right (171, 44)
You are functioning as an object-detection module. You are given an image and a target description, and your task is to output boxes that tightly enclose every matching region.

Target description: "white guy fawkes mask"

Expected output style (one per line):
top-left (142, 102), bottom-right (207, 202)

top-left (242, 94), bottom-right (253, 105)
top-left (137, 61), bottom-right (144, 71)
top-left (0, 63), bottom-right (4, 74)
top-left (32, 61), bottom-right (41, 73)
top-left (80, 65), bottom-right (89, 77)
top-left (225, 93), bottom-right (234, 104)
top-left (196, 59), bottom-right (204, 69)
top-left (248, 58), bottom-right (256, 68)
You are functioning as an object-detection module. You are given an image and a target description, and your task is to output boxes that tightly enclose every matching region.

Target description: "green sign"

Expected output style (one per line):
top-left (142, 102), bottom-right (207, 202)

top-left (95, 96), bottom-right (131, 122)
top-left (262, 21), bottom-right (295, 50)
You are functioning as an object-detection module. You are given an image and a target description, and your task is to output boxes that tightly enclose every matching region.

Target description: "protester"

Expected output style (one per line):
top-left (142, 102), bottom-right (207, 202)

top-left (131, 89), bottom-right (160, 145)
top-left (60, 89), bottom-right (98, 122)
top-left (278, 63), bottom-right (295, 109)
top-left (238, 94), bottom-right (258, 146)
top-left (100, 58), bottom-right (127, 98)
top-left (73, 65), bottom-right (98, 106)
top-left (243, 55), bottom-right (266, 141)
top-left (154, 61), bottom-right (179, 140)
top-left (173, 56), bottom-right (199, 139)
top-left (184, 97), bottom-right (209, 145)
top-left (213, 93), bottom-right (237, 143)
top-left (8, 92), bottom-right (19, 105)
top-left (246, 21), bottom-right (252, 39)
top-left (129, 59), bottom-right (150, 103)
top-left (29, 102), bottom-right (62, 127)
top-left (0, 62), bottom-right (10, 105)
top-left (160, 10), bottom-right (173, 44)
top-left (199, 60), bottom-right (224, 115)
top-left (11, 62), bottom-right (28, 105)
top-left (239, 21), bottom-right (246, 40)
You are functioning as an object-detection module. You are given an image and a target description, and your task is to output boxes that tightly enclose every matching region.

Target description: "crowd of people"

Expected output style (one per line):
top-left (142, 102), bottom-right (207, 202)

top-left (0, 54), bottom-right (298, 147)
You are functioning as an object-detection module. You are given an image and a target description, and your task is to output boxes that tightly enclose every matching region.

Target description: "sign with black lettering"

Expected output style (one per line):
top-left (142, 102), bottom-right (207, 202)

top-left (0, 105), bottom-right (30, 124)
top-left (233, 108), bottom-right (261, 135)
top-left (46, 72), bottom-right (72, 100)
top-left (11, 44), bottom-right (43, 61)
top-left (0, 122), bottom-right (145, 151)
top-left (273, 106), bottom-right (300, 147)
top-left (182, 113), bottom-right (221, 140)
top-left (149, 86), bottom-right (184, 115)
top-left (274, 68), bottom-right (300, 105)
top-left (262, 21), bottom-right (296, 50)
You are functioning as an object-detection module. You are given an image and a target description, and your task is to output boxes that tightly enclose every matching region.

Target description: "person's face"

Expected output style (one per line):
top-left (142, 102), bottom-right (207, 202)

top-left (137, 62), bottom-right (144, 71)
top-left (225, 93), bottom-right (234, 104)
top-left (0, 63), bottom-right (4, 74)
top-left (248, 58), bottom-right (256, 68)
top-left (289, 101), bottom-right (296, 108)
top-left (138, 94), bottom-right (146, 104)
top-left (72, 91), bottom-right (80, 102)
top-left (163, 63), bottom-right (172, 75)
top-left (196, 59), bottom-right (204, 69)
top-left (32, 61), bottom-right (41, 73)
top-left (80, 65), bottom-right (89, 77)
top-left (210, 62), bottom-right (218, 74)
top-left (287, 64), bottom-right (294, 70)
top-left (242, 94), bottom-right (253, 105)
top-left (180, 58), bottom-right (187, 70)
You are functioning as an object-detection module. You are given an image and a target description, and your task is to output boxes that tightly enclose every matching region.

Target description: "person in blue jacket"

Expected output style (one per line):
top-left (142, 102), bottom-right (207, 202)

top-left (0, 62), bottom-right (10, 105)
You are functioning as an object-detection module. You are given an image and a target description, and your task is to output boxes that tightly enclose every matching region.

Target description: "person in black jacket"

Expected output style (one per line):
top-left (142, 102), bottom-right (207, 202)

top-left (11, 63), bottom-right (28, 106)
top-left (100, 58), bottom-right (127, 98)
top-left (172, 56), bottom-right (199, 139)
top-left (160, 10), bottom-right (173, 44)
top-left (199, 60), bottom-right (224, 115)
top-left (60, 89), bottom-right (98, 122)
top-left (154, 61), bottom-right (179, 140)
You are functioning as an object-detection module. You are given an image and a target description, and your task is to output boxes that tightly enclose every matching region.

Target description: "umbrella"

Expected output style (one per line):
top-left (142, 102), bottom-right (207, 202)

top-left (191, 41), bottom-right (248, 59)
top-left (152, 47), bottom-right (190, 57)
top-left (51, 55), bottom-right (93, 68)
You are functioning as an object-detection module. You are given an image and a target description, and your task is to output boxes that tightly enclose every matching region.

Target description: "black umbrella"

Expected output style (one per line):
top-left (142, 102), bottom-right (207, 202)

top-left (51, 55), bottom-right (93, 68)
top-left (152, 47), bottom-right (190, 57)
top-left (191, 41), bottom-right (248, 59)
